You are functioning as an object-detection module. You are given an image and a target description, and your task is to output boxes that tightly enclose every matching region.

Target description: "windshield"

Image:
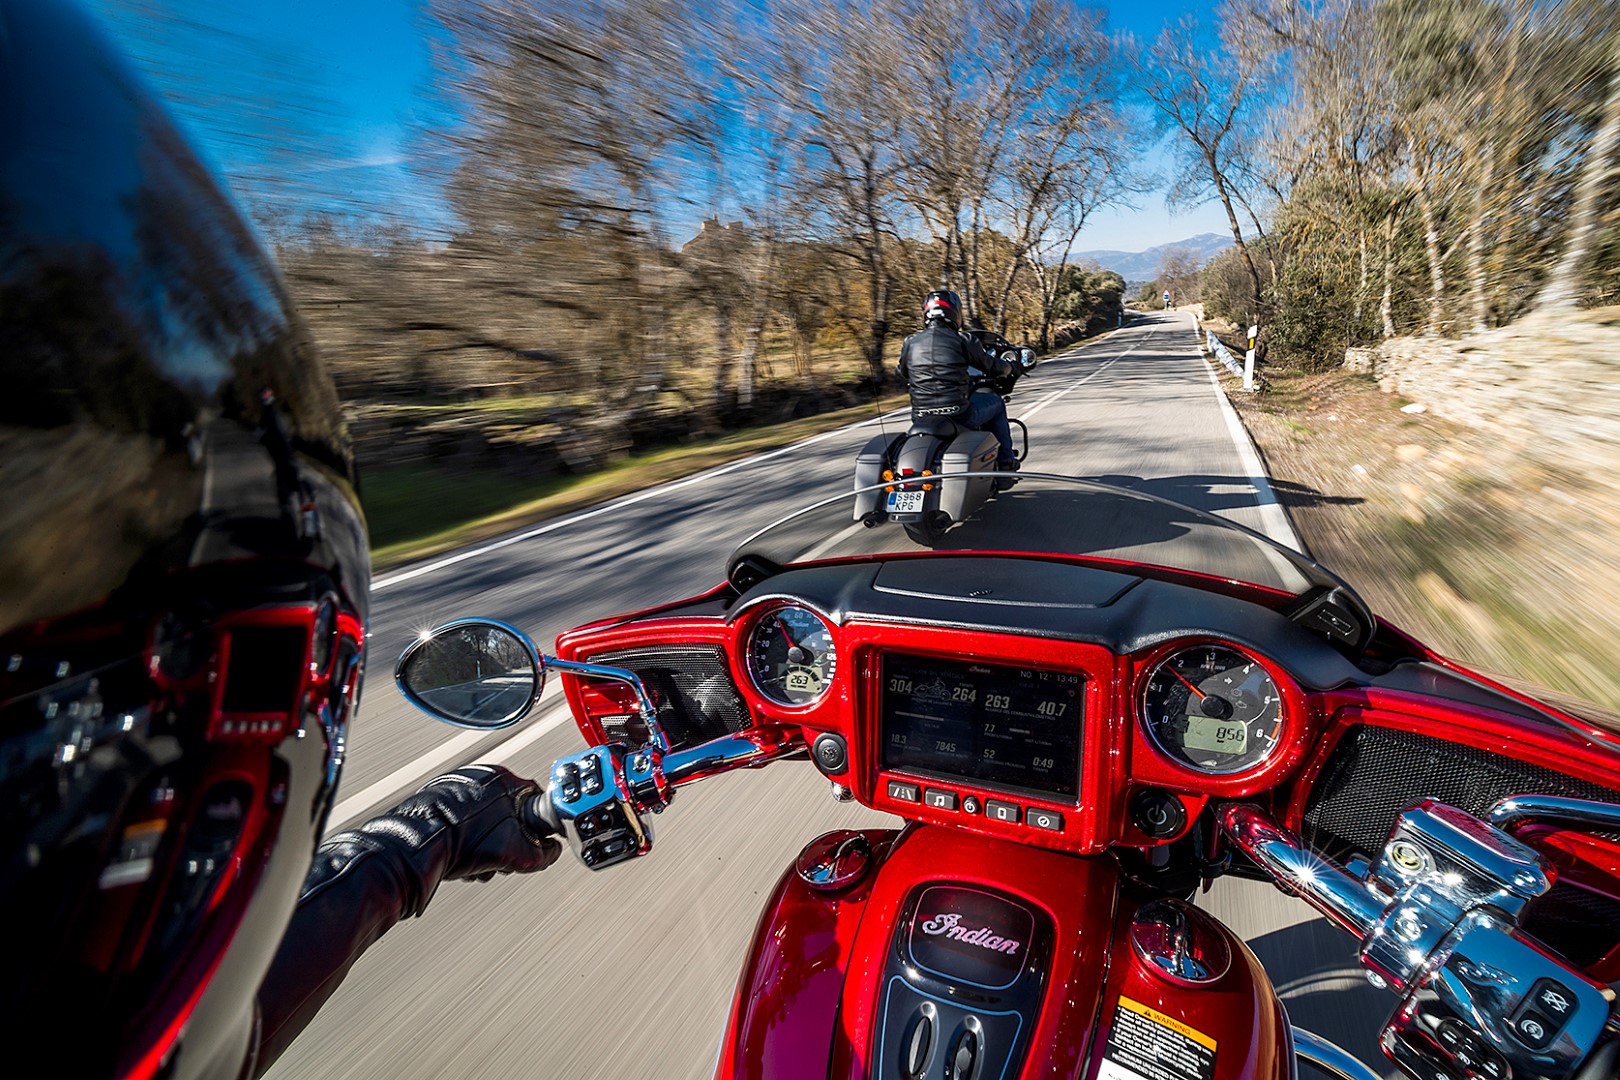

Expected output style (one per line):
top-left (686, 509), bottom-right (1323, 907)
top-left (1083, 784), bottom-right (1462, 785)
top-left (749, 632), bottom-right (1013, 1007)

top-left (730, 474), bottom-right (1360, 604)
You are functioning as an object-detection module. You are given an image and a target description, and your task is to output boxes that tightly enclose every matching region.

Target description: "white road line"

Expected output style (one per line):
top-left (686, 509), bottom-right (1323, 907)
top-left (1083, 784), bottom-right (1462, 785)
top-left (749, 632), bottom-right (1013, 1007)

top-left (1184, 313), bottom-right (1303, 552)
top-left (328, 696), bottom-right (572, 828)
top-left (1017, 322), bottom-right (1159, 423)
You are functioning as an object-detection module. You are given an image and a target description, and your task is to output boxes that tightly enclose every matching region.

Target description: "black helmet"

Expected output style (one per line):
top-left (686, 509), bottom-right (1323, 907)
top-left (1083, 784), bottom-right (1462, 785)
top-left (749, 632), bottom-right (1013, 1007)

top-left (0, 1), bottom-right (369, 1076)
top-left (922, 289), bottom-right (963, 330)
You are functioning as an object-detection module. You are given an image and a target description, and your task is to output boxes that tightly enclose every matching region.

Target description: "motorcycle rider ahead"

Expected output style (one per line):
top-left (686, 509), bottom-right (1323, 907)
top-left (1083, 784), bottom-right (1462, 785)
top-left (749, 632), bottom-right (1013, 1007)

top-left (0, 2), bottom-right (558, 1077)
top-left (897, 289), bottom-right (1019, 486)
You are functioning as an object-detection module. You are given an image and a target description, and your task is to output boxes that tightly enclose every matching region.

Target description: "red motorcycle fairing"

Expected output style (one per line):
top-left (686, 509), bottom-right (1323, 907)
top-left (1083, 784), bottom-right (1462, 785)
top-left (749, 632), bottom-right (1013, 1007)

top-left (716, 823), bottom-right (1290, 1080)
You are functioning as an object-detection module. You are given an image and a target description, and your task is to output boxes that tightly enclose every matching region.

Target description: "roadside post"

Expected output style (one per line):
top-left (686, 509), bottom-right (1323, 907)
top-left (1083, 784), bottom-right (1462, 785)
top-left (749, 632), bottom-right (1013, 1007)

top-left (1243, 324), bottom-right (1258, 391)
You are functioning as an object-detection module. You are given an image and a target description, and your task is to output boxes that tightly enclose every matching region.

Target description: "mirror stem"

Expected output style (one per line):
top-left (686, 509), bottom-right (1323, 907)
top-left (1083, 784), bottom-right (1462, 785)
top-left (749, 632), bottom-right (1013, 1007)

top-left (546, 657), bottom-right (668, 753)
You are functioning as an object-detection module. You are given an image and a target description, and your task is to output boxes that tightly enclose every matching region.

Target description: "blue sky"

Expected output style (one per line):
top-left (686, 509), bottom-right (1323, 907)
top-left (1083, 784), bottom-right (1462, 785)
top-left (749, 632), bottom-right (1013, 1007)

top-left (87, 0), bottom-right (1231, 252)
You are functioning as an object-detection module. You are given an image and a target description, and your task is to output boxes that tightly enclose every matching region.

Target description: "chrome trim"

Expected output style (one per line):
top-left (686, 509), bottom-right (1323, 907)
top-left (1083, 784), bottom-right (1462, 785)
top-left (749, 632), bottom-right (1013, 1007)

top-left (394, 617), bottom-right (543, 730)
top-left (1291, 1029), bottom-right (1383, 1080)
top-left (664, 725), bottom-right (804, 787)
top-left (1488, 793), bottom-right (1620, 833)
top-left (1219, 804), bottom-right (1386, 936)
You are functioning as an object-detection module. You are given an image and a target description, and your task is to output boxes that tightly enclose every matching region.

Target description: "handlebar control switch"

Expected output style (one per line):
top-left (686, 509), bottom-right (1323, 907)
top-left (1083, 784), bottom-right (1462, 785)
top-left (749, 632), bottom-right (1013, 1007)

top-left (546, 745), bottom-right (654, 871)
top-left (1382, 911), bottom-right (1612, 1080)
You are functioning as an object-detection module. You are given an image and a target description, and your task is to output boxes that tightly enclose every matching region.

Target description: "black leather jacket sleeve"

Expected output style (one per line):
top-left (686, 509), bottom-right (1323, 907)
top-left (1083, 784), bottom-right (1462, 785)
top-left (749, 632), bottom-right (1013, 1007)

top-left (251, 767), bottom-right (558, 1075)
top-left (964, 334), bottom-right (1012, 379)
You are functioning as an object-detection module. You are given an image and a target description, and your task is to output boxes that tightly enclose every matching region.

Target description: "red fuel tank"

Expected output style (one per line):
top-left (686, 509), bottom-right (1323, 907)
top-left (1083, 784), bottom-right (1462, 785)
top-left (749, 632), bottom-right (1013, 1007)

top-left (714, 825), bottom-right (1291, 1080)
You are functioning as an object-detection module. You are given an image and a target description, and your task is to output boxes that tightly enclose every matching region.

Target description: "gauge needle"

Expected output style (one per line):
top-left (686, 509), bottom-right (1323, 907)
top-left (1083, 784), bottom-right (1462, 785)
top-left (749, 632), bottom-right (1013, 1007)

top-left (1170, 667), bottom-right (1206, 700)
top-left (774, 615), bottom-right (799, 647)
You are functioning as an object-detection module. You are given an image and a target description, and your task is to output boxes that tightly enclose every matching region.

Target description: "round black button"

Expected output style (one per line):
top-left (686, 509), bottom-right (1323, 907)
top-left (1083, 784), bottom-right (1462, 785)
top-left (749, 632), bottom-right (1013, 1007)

top-left (1130, 788), bottom-right (1187, 839)
top-left (811, 732), bottom-right (848, 775)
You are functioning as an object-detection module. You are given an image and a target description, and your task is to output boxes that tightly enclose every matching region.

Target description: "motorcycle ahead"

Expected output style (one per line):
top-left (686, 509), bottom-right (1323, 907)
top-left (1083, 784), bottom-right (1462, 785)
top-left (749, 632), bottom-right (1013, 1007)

top-left (853, 331), bottom-right (1039, 546)
top-left (397, 476), bottom-right (1620, 1080)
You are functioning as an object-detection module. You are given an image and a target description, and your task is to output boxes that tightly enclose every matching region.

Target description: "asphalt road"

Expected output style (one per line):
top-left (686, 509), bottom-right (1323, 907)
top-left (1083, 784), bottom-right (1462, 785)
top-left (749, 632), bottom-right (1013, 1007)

top-left (266, 311), bottom-right (1397, 1080)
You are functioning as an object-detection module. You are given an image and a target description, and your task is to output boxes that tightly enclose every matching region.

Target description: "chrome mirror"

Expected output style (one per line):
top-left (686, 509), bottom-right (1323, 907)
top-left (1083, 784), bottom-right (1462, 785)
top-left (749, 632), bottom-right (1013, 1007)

top-left (1019, 347), bottom-right (1038, 371)
top-left (395, 619), bottom-right (543, 729)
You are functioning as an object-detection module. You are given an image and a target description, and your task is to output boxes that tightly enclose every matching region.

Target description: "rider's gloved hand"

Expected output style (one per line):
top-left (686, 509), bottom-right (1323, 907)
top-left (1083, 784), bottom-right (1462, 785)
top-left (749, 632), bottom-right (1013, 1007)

top-left (391, 764), bottom-right (563, 883)
top-left (305, 762), bottom-right (562, 918)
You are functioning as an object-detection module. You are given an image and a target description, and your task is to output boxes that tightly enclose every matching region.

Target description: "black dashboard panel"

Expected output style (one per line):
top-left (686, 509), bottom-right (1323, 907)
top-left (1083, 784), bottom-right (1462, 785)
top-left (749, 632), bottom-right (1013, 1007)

top-left (731, 558), bottom-right (1368, 693)
top-left (872, 557), bottom-right (1139, 609)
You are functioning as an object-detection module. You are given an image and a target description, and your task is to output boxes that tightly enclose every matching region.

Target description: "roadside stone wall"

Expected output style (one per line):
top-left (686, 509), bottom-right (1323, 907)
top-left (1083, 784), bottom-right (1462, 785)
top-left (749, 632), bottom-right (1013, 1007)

top-left (1351, 308), bottom-right (1620, 480)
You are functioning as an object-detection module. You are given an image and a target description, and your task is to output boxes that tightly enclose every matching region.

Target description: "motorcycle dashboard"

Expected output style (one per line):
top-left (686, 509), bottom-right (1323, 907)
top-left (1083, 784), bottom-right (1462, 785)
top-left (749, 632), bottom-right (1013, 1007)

top-left (554, 559), bottom-right (1343, 856)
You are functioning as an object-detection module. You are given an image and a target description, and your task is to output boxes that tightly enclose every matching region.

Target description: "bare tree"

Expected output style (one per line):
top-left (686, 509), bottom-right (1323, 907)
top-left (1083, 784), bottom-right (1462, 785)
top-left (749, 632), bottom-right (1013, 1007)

top-left (1133, 10), bottom-right (1270, 323)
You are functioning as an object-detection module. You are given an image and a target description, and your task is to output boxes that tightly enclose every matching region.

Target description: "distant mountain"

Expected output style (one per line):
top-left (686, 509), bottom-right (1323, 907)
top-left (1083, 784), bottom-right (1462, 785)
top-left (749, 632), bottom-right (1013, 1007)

top-left (1071, 232), bottom-right (1233, 283)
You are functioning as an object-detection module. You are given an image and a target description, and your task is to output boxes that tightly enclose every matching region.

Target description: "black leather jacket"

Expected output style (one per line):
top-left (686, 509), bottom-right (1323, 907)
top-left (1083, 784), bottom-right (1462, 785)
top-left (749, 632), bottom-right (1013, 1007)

top-left (251, 767), bottom-right (558, 1075)
top-left (897, 323), bottom-right (1010, 422)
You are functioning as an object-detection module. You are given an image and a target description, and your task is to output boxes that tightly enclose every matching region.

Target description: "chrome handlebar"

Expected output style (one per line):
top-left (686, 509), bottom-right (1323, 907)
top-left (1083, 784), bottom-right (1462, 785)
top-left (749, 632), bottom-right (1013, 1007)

top-left (1221, 800), bottom-right (1620, 1080)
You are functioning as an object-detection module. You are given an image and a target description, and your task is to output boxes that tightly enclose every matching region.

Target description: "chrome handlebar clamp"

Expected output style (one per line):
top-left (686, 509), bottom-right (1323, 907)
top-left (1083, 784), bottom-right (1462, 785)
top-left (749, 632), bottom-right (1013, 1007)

top-left (1221, 799), bottom-right (1618, 1080)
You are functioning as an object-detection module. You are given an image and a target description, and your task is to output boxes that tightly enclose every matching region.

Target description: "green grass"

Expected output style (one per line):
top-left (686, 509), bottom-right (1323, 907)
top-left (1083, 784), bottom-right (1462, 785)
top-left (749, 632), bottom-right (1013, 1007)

top-left (366, 392), bottom-right (908, 571)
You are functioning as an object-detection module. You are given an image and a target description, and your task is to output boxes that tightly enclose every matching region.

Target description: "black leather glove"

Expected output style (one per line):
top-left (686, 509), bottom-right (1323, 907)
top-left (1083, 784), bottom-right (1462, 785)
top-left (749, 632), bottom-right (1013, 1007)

top-left (383, 764), bottom-right (563, 886)
top-left (252, 765), bottom-right (560, 1074)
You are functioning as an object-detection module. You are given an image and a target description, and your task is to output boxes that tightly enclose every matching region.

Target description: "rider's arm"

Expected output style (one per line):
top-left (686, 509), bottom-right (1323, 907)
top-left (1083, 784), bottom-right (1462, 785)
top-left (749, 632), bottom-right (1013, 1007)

top-left (252, 766), bottom-right (560, 1075)
top-left (962, 333), bottom-right (1011, 378)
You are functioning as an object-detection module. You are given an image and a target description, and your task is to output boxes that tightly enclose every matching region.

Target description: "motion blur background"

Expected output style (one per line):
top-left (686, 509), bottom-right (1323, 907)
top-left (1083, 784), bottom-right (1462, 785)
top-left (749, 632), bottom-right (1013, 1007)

top-left (70, 2), bottom-right (1620, 1077)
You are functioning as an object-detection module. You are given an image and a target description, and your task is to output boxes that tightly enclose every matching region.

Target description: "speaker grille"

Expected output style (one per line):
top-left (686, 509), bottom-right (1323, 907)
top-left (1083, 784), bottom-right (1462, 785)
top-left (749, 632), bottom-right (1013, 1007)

top-left (584, 644), bottom-right (752, 751)
top-left (1301, 724), bottom-right (1620, 967)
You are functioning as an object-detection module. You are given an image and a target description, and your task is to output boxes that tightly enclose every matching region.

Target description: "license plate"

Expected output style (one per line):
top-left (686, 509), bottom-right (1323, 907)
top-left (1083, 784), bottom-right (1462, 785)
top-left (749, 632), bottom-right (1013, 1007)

top-left (886, 490), bottom-right (925, 513)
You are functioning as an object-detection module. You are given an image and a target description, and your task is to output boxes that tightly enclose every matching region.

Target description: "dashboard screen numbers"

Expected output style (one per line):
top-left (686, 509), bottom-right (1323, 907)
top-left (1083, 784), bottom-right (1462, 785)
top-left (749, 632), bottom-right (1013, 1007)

top-left (1141, 645), bottom-right (1282, 773)
top-left (1182, 715), bottom-right (1248, 755)
top-left (880, 653), bottom-right (1082, 798)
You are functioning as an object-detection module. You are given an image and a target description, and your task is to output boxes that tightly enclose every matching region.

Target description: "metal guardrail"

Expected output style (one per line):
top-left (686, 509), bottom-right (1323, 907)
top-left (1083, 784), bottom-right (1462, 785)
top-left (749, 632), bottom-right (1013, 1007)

top-left (1207, 330), bottom-right (1244, 378)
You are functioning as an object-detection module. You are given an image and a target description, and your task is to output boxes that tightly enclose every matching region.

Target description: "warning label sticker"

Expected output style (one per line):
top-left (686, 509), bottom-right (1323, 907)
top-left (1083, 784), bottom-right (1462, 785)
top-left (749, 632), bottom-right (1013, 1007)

top-left (1097, 996), bottom-right (1217, 1080)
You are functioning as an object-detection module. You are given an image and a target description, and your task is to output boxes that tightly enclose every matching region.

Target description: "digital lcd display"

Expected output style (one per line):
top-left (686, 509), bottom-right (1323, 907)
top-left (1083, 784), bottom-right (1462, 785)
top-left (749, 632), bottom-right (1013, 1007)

top-left (880, 653), bottom-right (1083, 799)
top-left (1183, 715), bottom-right (1248, 755)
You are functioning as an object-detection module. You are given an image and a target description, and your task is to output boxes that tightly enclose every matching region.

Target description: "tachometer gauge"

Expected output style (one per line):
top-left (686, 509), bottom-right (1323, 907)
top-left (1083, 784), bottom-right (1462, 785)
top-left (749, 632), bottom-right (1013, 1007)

top-left (746, 605), bottom-right (837, 707)
top-left (1141, 645), bottom-right (1283, 773)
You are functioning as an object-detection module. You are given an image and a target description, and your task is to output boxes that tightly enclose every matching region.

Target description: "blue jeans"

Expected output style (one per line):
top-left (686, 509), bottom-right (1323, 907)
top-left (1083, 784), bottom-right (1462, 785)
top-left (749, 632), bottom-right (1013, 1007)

top-left (961, 392), bottom-right (1015, 467)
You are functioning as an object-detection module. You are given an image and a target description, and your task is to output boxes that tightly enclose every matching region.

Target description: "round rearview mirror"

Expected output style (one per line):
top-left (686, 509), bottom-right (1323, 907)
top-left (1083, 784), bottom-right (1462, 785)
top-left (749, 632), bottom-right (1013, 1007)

top-left (395, 619), bottom-right (543, 729)
top-left (1019, 347), bottom-right (1038, 370)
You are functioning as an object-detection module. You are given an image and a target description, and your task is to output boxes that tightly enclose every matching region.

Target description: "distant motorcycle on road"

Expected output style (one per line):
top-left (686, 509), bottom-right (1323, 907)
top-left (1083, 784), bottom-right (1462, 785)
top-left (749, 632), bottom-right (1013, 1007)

top-left (852, 330), bottom-right (1039, 546)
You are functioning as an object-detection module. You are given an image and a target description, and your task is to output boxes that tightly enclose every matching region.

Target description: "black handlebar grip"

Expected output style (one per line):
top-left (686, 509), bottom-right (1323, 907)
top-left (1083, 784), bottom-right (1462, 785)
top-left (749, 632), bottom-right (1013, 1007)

top-left (524, 789), bottom-right (564, 838)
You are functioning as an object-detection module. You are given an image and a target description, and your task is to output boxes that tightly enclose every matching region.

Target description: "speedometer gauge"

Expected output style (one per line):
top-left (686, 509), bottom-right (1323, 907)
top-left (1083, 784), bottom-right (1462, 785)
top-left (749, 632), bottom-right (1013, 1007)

top-left (1141, 645), bottom-right (1282, 773)
top-left (746, 605), bottom-right (836, 706)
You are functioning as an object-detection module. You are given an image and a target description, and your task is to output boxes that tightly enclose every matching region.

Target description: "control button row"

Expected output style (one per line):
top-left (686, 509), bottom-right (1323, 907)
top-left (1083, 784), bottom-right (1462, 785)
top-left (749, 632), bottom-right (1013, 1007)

top-left (885, 780), bottom-right (1063, 831)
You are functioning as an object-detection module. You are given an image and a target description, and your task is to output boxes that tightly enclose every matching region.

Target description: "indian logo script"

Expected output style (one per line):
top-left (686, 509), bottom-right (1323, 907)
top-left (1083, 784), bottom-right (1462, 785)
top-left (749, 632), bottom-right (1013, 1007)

top-left (920, 911), bottom-right (1022, 955)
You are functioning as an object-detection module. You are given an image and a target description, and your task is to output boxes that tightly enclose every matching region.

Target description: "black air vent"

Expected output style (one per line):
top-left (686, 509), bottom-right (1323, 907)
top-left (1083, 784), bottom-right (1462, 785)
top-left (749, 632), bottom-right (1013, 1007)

top-left (584, 644), bottom-right (751, 752)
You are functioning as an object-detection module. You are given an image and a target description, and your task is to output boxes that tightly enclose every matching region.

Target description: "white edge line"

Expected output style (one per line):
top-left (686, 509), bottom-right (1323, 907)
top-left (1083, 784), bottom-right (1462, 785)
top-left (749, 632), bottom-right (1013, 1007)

top-left (328, 696), bottom-right (573, 829)
top-left (1187, 314), bottom-right (1303, 553)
